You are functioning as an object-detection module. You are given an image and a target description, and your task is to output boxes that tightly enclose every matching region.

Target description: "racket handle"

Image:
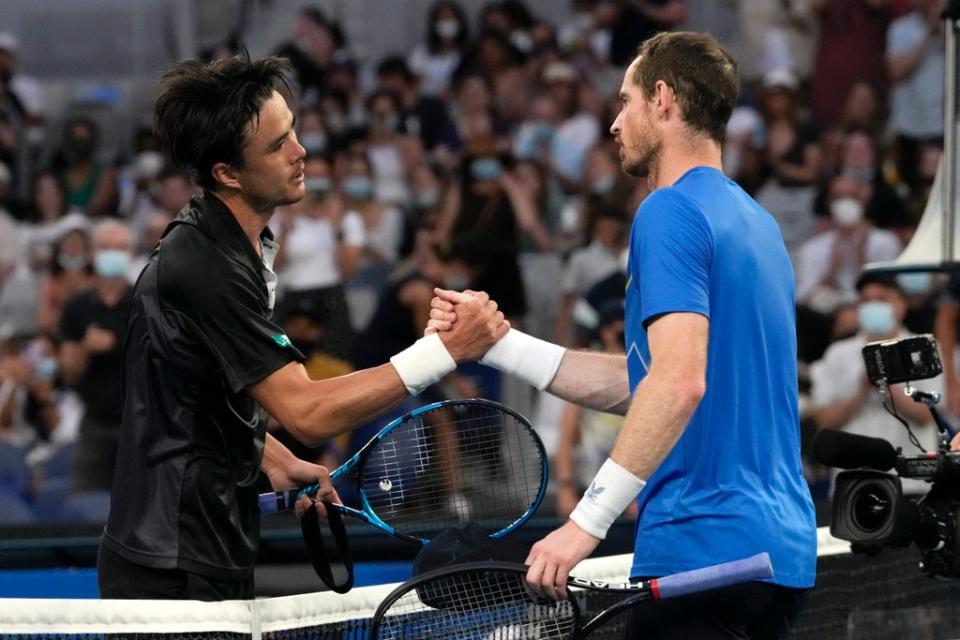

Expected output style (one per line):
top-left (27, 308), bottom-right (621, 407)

top-left (652, 552), bottom-right (773, 600)
top-left (259, 489), bottom-right (301, 514)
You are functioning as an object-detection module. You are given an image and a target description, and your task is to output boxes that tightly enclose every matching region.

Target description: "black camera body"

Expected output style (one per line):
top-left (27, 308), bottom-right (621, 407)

top-left (831, 452), bottom-right (960, 578)
top-left (863, 334), bottom-right (942, 387)
top-left (824, 334), bottom-right (958, 578)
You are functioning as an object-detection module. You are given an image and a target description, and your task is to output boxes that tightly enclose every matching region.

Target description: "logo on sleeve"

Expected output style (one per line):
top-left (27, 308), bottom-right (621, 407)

top-left (272, 334), bottom-right (293, 348)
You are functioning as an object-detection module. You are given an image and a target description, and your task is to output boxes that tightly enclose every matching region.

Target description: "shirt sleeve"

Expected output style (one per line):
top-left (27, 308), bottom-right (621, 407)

top-left (160, 246), bottom-right (303, 394)
top-left (630, 188), bottom-right (713, 326)
top-left (887, 18), bottom-right (919, 58)
top-left (341, 211), bottom-right (366, 247)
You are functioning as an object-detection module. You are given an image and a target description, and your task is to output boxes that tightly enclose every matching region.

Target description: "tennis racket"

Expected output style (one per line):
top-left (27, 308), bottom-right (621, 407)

top-left (259, 398), bottom-right (548, 545)
top-left (370, 553), bottom-right (774, 639)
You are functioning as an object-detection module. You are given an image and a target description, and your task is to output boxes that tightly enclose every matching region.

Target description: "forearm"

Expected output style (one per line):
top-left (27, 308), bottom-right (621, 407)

top-left (59, 343), bottom-right (89, 385)
top-left (547, 350), bottom-right (632, 415)
top-left (608, 368), bottom-right (703, 480)
top-left (286, 365), bottom-right (409, 445)
top-left (889, 384), bottom-right (934, 424)
top-left (934, 303), bottom-right (958, 383)
top-left (813, 391), bottom-right (867, 429)
top-left (888, 41), bottom-right (927, 83)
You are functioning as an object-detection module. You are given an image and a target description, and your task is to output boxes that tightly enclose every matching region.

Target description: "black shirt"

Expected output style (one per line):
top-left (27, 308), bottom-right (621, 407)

top-left (102, 192), bottom-right (302, 579)
top-left (60, 288), bottom-right (132, 423)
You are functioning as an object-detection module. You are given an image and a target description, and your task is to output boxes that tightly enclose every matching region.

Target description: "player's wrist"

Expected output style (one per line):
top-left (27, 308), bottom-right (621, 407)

top-left (390, 333), bottom-right (457, 395)
top-left (569, 458), bottom-right (645, 540)
top-left (480, 328), bottom-right (565, 391)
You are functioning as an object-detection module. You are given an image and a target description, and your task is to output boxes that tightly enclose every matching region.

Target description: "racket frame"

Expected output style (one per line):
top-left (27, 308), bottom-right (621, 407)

top-left (260, 398), bottom-right (548, 545)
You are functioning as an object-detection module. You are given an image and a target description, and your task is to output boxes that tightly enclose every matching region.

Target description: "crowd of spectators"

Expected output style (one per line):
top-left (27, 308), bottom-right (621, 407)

top-left (0, 0), bottom-right (955, 525)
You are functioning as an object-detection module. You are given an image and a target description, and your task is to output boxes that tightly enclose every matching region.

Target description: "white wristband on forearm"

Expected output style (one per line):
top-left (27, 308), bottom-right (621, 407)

top-left (570, 458), bottom-right (646, 540)
top-left (390, 333), bottom-right (457, 395)
top-left (480, 328), bottom-right (565, 391)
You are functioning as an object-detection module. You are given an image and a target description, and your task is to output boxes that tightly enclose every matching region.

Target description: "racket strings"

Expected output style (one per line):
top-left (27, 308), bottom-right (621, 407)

top-left (359, 406), bottom-right (545, 537)
top-left (376, 569), bottom-right (577, 640)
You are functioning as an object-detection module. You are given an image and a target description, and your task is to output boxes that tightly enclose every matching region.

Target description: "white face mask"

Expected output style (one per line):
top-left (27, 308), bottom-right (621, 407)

top-left (830, 197), bottom-right (864, 227)
top-left (435, 19), bottom-right (460, 40)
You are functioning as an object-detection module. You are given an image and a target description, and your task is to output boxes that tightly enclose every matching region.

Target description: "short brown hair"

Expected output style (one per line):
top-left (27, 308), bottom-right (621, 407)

top-left (631, 32), bottom-right (738, 143)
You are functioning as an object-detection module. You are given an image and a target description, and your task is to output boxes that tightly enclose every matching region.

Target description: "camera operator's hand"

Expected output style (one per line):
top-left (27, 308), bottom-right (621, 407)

top-left (950, 431), bottom-right (960, 452)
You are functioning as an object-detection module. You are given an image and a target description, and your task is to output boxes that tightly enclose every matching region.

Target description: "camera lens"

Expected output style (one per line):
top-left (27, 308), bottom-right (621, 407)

top-left (852, 484), bottom-right (893, 534)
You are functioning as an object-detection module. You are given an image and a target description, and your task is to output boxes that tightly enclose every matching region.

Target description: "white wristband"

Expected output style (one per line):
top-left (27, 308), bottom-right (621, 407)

top-left (390, 333), bottom-right (457, 396)
top-left (480, 328), bottom-right (565, 391)
top-left (569, 458), bottom-right (646, 540)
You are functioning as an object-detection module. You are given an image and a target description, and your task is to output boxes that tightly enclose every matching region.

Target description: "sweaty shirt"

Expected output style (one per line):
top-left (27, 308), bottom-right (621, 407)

top-left (624, 167), bottom-right (816, 588)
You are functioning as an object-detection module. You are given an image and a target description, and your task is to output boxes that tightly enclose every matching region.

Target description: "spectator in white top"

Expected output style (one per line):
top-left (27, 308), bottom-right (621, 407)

top-left (555, 206), bottom-right (626, 346)
top-left (810, 273), bottom-right (942, 494)
top-left (543, 61), bottom-right (600, 188)
top-left (340, 153), bottom-right (405, 332)
top-left (887, 0), bottom-right (944, 195)
top-left (408, 1), bottom-right (470, 97)
top-left (365, 91), bottom-right (413, 207)
top-left (796, 173), bottom-right (901, 314)
top-left (273, 156), bottom-right (364, 363)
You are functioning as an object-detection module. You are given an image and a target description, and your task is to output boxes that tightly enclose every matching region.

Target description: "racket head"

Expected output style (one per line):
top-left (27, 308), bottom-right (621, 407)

top-left (352, 398), bottom-right (548, 542)
top-left (371, 561), bottom-right (581, 640)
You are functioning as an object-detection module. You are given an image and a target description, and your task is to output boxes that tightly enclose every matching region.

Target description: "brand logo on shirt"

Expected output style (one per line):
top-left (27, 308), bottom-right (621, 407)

top-left (272, 334), bottom-right (293, 348)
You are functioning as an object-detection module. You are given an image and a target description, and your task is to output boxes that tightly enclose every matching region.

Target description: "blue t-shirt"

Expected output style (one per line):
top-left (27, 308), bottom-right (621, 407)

top-left (625, 167), bottom-right (816, 588)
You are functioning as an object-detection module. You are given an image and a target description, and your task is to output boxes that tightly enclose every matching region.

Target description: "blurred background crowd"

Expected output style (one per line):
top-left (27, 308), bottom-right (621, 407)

top-left (0, 0), bottom-right (956, 526)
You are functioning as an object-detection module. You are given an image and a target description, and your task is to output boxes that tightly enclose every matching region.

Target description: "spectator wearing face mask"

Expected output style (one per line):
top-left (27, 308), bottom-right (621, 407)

top-left (810, 272), bottom-right (942, 495)
top-left (796, 174), bottom-right (901, 314)
top-left (272, 156), bottom-right (364, 363)
top-left (58, 219), bottom-right (134, 491)
top-left (365, 90), bottom-right (413, 207)
top-left (409, 1), bottom-right (471, 97)
top-left (37, 224), bottom-right (93, 335)
top-left (53, 116), bottom-right (118, 218)
top-left (542, 61), bottom-right (600, 188)
top-left (340, 153), bottom-right (405, 331)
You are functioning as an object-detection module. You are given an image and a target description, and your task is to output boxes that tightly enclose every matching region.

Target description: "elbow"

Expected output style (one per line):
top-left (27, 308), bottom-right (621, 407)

top-left (680, 378), bottom-right (706, 413)
top-left (285, 403), bottom-right (340, 448)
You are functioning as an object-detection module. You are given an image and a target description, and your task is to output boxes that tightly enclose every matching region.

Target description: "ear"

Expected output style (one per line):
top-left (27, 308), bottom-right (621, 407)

top-left (653, 80), bottom-right (675, 118)
top-left (211, 162), bottom-right (241, 191)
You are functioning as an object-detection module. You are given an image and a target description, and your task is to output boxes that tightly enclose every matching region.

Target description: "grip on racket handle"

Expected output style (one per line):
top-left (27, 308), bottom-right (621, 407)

top-left (259, 489), bottom-right (301, 514)
top-left (653, 552), bottom-right (773, 600)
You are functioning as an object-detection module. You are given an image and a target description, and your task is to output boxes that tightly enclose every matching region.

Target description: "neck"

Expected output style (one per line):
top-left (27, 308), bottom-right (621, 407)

top-left (211, 190), bottom-right (270, 252)
top-left (649, 136), bottom-right (723, 190)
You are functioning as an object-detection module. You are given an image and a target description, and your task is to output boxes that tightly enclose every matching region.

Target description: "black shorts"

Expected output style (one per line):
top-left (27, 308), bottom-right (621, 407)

top-left (623, 579), bottom-right (807, 640)
top-left (97, 544), bottom-right (254, 601)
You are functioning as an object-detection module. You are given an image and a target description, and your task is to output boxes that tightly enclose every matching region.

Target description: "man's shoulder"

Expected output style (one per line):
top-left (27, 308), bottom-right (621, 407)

top-left (155, 224), bottom-right (230, 304)
top-left (821, 334), bottom-right (867, 363)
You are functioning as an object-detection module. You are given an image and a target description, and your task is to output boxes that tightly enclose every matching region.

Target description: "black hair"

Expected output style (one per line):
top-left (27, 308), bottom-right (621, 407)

top-left (376, 56), bottom-right (417, 85)
top-left (153, 52), bottom-right (292, 191)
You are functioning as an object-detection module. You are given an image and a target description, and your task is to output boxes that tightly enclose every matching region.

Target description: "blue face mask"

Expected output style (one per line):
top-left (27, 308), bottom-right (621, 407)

top-left (470, 158), bottom-right (504, 182)
top-left (415, 190), bottom-right (440, 209)
top-left (591, 174), bottom-right (616, 195)
top-left (35, 357), bottom-right (58, 381)
top-left (897, 272), bottom-right (932, 295)
top-left (299, 132), bottom-right (327, 155)
top-left (304, 176), bottom-right (333, 196)
top-left (858, 301), bottom-right (896, 337)
top-left (343, 176), bottom-right (372, 200)
top-left (94, 249), bottom-right (130, 279)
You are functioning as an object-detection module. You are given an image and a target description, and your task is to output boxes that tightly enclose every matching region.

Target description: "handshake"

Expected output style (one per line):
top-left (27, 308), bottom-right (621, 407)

top-left (389, 287), bottom-right (565, 399)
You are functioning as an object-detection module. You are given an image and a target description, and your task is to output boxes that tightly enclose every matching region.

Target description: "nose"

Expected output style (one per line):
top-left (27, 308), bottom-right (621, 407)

top-left (610, 113), bottom-right (621, 137)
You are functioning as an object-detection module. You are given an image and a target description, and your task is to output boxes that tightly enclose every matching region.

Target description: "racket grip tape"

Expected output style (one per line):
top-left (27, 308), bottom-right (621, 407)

top-left (259, 489), bottom-right (301, 514)
top-left (652, 552), bottom-right (773, 600)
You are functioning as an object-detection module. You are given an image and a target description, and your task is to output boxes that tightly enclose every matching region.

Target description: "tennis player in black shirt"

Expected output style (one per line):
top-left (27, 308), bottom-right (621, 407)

top-left (97, 54), bottom-right (508, 601)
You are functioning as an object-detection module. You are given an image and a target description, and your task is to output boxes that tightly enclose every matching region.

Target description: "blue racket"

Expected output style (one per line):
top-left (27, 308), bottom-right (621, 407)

top-left (260, 399), bottom-right (548, 545)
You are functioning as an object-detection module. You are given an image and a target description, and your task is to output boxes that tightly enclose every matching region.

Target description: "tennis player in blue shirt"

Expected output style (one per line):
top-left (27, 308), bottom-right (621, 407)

top-left (427, 31), bottom-right (816, 639)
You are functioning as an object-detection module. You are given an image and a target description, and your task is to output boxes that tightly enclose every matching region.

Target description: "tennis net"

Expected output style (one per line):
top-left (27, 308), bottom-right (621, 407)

top-left (1, 528), bottom-right (958, 639)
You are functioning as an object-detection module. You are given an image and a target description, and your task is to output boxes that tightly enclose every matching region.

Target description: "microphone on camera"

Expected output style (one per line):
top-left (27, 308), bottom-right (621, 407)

top-left (812, 429), bottom-right (898, 471)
